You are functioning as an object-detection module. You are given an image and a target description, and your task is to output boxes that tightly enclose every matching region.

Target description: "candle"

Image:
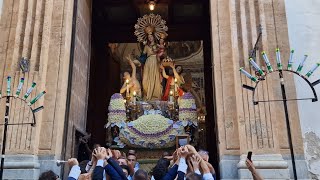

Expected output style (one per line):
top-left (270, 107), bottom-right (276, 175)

top-left (261, 51), bottom-right (273, 72)
top-left (297, 55), bottom-right (308, 73)
top-left (24, 82), bottom-right (36, 99)
top-left (169, 90), bottom-right (173, 102)
top-left (239, 67), bottom-right (258, 82)
top-left (287, 49), bottom-right (294, 70)
top-left (28, 91), bottom-right (46, 106)
top-left (125, 79), bottom-right (129, 97)
top-left (174, 78), bottom-right (177, 96)
top-left (249, 58), bottom-right (265, 76)
top-left (7, 76), bottom-right (11, 95)
top-left (276, 48), bottom-right (283, 70)
top-left (305, 63), bottom-right (320, 78)
top-left (15, 78), bottom-right (24, 97)
top-left (133, 91), bottom-right (137, 105)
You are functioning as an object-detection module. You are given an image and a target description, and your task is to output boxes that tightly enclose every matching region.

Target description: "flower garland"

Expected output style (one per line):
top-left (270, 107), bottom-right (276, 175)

top-left (106, 93), bottom-right (126, 128)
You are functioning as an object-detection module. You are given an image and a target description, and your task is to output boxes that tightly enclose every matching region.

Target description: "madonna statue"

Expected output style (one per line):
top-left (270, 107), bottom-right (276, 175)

top-left (134, 14), bottom-right (168, 101)
top-left (141, 27), bottom-right (162, 100)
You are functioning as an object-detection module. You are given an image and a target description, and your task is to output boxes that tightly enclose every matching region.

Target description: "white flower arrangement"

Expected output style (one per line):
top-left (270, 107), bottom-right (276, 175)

top-left (119, 114), bottom-right (185, 148)
top-left (107, 93), bottom-right (126, 128)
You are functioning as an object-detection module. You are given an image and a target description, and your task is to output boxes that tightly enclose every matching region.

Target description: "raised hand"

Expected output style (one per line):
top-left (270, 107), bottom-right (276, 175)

top-left (93, 147), bottom-right (107, 160)
top-left (106, 148), bottom-right (113, 160)
top-left (190, 154), bottom-right (201, 171)
top-left (126, 54), bottom-right (133, 63)
top-left (179, 146), bottom-right (189, 158)
top-left (68, 158), bottom-right (79, 167)
top-left (185, 145), bottom-right (197, 154)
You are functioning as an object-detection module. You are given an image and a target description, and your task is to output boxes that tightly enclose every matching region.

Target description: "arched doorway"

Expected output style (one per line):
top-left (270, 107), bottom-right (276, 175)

top-left (85, 0), bottom-right (219, 178)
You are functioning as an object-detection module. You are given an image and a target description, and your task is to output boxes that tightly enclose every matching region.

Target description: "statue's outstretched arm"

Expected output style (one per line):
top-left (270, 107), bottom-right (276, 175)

top-left (161, 65), bottom-right (169, 79)
top-left (126, 55), bottom-right (136, 78)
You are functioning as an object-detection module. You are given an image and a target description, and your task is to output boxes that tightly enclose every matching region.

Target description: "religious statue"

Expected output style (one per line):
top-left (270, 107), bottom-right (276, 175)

top-left (120, 55), bottom-right (142, 98)
top-left (134, 14), bottom-right (168, 101)
top-left (141, 27), bottom-right (163, 100)
top-left (161, 63), bottom-right (185, 101)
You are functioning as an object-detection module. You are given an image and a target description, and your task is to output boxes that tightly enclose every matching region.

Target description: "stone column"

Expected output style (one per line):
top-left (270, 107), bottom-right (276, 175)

top-left (0, 0), bottom-right (75, 178)
top-left (210, 0), bottom-right (309, 179)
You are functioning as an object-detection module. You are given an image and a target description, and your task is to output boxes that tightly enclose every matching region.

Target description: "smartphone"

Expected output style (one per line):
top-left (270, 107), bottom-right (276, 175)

top-left (247, 151), bottom-right (252, 162)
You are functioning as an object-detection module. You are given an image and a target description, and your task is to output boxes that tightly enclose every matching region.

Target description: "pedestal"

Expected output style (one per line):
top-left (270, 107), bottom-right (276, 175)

top-left (1, 154), bottom-right (61, 179)
top-left (237, 154), bottom-right (290, 180)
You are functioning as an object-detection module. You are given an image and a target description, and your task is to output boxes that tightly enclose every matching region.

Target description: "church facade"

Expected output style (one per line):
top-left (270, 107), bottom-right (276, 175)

top-left (0, 0), bottom-right (319, 179)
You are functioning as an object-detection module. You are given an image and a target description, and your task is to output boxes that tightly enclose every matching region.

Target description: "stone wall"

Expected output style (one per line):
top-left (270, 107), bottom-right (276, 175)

top-left (285, 0), bottom-right (320, 179)
top-left (0, 0), bottom-right (75, 178)
top-left (210, 0), bottom-right (308, 179)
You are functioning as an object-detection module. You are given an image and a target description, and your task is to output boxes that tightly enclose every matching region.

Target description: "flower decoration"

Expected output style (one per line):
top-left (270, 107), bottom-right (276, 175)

top-left (106, 93), bottom-right (126, 128)
top-left (179, 92), bottom-right (198, 126)
top-left (119, 114), bottom-right (184, 148)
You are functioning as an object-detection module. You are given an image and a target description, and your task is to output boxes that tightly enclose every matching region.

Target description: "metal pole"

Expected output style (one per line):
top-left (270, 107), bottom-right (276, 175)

top-left (0, 96), bottom-right (10, 180)
top-left (279, 71), bottom-right (298, 180)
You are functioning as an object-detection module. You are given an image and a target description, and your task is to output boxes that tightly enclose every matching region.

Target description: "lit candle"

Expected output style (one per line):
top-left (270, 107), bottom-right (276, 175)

top-left (133, 91), bottom-right (137, 105)
top-left (249, 58), bottom-right (265, 76)
top-left (261, 51), bottom-right (273, 72)
top-left (297, 55), bottom-right (308, 73)
top-left (174, 78), bottom-right (177, 96)
top-left (15, 78), bottom-right (24, 97)
top-left (276, 48), bottom-right (283, 70)
top-left (125, 79), bottom-right (129, 97)
top-left (169, 90), bottom-right (173, 102)
top-left (305, 63), bottom-right (320, 78)
top-left (24, 82), bottom-right (36, 99)
top-left (28, 91), bottom-right (46, 106)
top-left (7, 76), bottom-right (11, 95)
top-left (239, 67), bottom-right (258, 82)
top-left (287, 49), bottom-right (294, 70)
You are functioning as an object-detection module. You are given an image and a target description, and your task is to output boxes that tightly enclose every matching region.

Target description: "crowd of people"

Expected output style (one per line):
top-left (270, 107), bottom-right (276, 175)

top-left (39, 144), bottom-right (263, 180)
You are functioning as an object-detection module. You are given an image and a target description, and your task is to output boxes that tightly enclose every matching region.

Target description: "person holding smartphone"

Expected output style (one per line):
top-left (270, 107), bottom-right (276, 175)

top-left (246, 152), bottom-right (264, 180)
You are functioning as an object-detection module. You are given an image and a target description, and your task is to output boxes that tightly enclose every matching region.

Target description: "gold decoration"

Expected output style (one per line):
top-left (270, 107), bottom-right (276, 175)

top-left (162, 57), bottom-right (174, 67)
top-left (159, 32), bottom-right (168, 39)
top-left (134, 14), bottom-right (168, 43)
top-left (144, 26), bottom-right (155, 35)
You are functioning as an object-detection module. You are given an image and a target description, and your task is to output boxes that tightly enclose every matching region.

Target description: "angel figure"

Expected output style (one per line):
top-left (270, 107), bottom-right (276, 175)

top-left (120, 54), bottom-right (142, 98)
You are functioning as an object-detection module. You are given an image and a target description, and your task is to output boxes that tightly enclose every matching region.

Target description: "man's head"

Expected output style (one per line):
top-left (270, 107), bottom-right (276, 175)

top-left (39, 170), bottom-right (59, 180)
top-left (152, 158), bottom-right (170, 180)
top-left (118, 156), bottom-right (128, 165)
top-left (127, 154), bottom-right (137, 165)
top-left (198, 150), bottom-right (209, 162)
top-left (128, 149), bottom-right (136, 156)
top-left (133, 169), bottom-right (148, 180)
